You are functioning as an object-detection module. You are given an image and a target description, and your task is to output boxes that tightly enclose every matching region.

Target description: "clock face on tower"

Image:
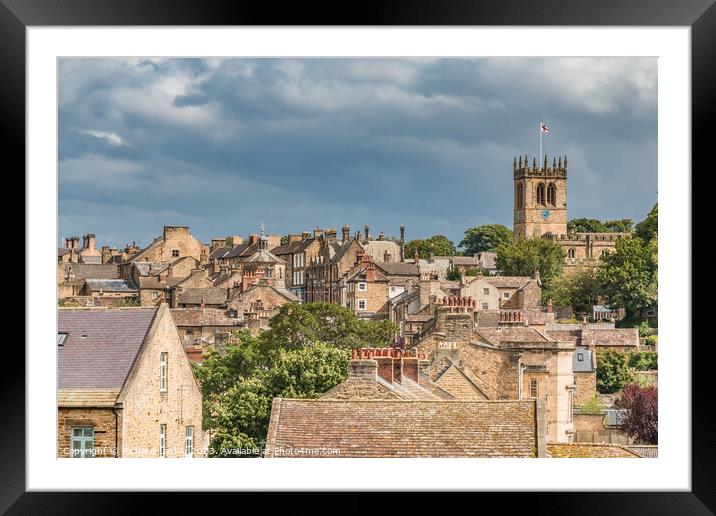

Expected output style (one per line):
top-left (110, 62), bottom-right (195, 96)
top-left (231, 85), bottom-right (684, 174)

top-left (542, 209), bottom-right (550, 220)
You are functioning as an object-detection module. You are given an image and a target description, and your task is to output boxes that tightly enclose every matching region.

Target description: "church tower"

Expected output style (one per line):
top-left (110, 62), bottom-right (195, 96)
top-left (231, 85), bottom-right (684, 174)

top-left (513, 154), bottom-right (568, 240)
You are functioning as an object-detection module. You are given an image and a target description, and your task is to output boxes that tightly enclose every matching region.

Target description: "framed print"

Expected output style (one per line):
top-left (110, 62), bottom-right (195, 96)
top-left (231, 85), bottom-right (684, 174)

top-left (3, 0), bottom-right (708, 512)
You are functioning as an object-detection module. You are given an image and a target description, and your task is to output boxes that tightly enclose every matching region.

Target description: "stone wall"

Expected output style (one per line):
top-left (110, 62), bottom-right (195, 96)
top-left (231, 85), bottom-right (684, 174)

top-left (574, 371), bottom-right (597, 406)
top-left (118, 305), bottom-right (204, 457)
top-left (57, 408), bottom-right (120, 458)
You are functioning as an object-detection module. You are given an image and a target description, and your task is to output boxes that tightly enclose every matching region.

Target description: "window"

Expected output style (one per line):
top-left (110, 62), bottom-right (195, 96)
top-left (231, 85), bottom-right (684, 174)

top-left (536, 182), bottom-right (546, 205)
top-left (159, 424), bottom-right (166, 458)
top-left (529, 379), bottom-right (538, 398)
top-left (357, 299), bottom-right (367, 310)
top-left (151, 291), bottom-right (159, 301)
top-left (515, 183), bottom-right (524, 208)
top-left (483, 288), bottom-right (490, 295)
top-left (577, 352), bottom-right (584, 361)
top-left (547, 183), bottom-right (557, 205)
top-left (159, 352), bottom-right (168, 392)
top-left (57, 332), bottom-right (68, 346)
top-left (358, 282), bottom-right (367, 291)
top-left (71, 427), bottom-right (94, 458)
top-left (172, 249), bottom-right (180, 258)
top-left (568, 248), bottom-right (576, 259)
top-left (482, 303), bottom-right (489, 310)
top-left (503, 292), bottom-right (510, 299)
top-left (185, 426), bottom-right (194, 458)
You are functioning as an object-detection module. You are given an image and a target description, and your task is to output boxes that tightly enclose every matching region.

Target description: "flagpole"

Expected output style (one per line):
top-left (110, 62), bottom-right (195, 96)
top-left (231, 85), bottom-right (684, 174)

top-left (539, 122), bottom-right (542, 163)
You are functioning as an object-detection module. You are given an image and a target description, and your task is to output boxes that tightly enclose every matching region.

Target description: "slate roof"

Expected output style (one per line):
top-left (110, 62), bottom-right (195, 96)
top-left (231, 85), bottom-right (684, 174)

top-left (265, 398), bottom-right (540, 458)
top-left (451, 256), bottom-right (481, 266)
top-left (170, 308), bottom-right (243, 327)
top-left (547, 443), bottom-right (640, 458)
top-left (573, 348), bottom-right (596, 372)
top-left (175, 288), bottom-right (228, 306)
top-left (581, 328), bottom-right (639, 348)
top-left (58, 247), bottom-right (72, 257)
top-left (209, 247), bottom-right (231, 260)
top-left (272, 238), bottom-right (316, 255)
top-left (57, 308), bottom-right (158, 389)
top-left (84, 279), bottom-right (138, 293)
top-left (60, 263), bottom-right (120, 279)
top-left (374, 261), bottom-right (420, 276)
top-left (243, 249), bottom-right (285, 264)
top-left (224, 242), bottom-right (259, 259)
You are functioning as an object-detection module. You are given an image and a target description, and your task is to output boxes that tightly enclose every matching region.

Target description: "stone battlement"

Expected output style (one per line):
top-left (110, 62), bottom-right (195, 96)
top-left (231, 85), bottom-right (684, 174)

top-left (514, 154), bottom-right (567, 179)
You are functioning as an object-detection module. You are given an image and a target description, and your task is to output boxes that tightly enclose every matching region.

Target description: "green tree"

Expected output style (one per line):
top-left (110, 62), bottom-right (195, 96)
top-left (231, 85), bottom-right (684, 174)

top-left (460, 224), bottom-right (512, 254)
top-left (568, 218), bottom-right (607, 233)
top-left (495, 238), bottom-right (565, 289)
top-left (115, 296), bottom-right (141, 307)
top-left (628, 351), bottom-right (658, 371)
top-left (544, 266), bottom-right (601, 315)
top-left (597, 237), bottom-right (657, 323)
top-left (446, 267), bottom-right (462, 282)
top-left (634, 203), bottom-right (658, 242)
top-left (261, 302), bottom-right (396, 351)
top-left (604, 218), bottom-right (634, 233)
top-left (596, 350), bottom-right (634, 394)
top-left (196, 335), bottom-right (352, 457)
top-left (404, 235), bottom-right (456, 259)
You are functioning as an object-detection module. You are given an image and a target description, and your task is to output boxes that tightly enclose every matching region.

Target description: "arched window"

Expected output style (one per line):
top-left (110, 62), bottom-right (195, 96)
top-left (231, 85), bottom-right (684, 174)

top-left (568, 248), bottom-right (576, 259)
top-left (547, 183), bottom-right (557, 206)
top-left (515, 183), bottom-right (524, 208)
top-left (536, 183), bottom-right (546, 205)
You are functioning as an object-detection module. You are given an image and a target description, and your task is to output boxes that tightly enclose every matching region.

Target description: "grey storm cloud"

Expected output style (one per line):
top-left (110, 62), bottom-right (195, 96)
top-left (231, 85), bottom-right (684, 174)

top-left (58, 57), bottom-right (657, 249)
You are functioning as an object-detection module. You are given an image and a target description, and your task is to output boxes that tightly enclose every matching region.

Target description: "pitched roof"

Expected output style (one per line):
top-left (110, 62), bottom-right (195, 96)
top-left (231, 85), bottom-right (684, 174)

top-left (581, 328), bottom-right (639, 348)
top-left (60, 263), bottom-right (120, 279)
top-left (57, 308), bottom-right (158, 389)
top-left (485, 276), bottom-right (534, 289)
top-left (271, 238), bottom-right (316, 255)
top-left (175, 288), bottom-right (228, 306)
top-left (547, 443), bottom-right (640, 458)
top-left (84, 279), bottom-right (138, 293)
top-left (243, 249), bottom-right (285, 264)
top-left (209, 247), bottom-right (231, 260)
top-left (58, 247), bottom-right (72, 257)
top-left (475, 327), bottom-right (555, 346)
top-left (265, 398), bottom-right (540, 457)
top-left (170, 308), bottom-right (243, 327)
top-left (451, 256), bottom-right (481, 266)
top-left (374, 261), bottom-right (420, 276)
top-left (58, 389), bottom-right (121, 407)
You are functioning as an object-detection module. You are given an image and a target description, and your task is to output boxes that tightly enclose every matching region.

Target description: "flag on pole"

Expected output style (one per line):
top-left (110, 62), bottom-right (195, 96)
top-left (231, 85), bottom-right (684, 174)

top-left (540, 122), bottom-right (550, 133)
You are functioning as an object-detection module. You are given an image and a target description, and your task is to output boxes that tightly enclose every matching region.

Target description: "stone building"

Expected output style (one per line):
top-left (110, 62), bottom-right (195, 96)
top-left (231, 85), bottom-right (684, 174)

top-left (271, 231), bottom-right (322, 302)
top-left (57, 305), bottom-right (203, 458)
top-left (411, 297), bottom-right (577, 442)
top-left (127, 225), bottom-right (207, 264)
top-left (512, 155), bottom-right (627, 264)
top-left (264, 348), bottom-right (635, 458)
top-left (170, 307), bottom-right (245, 350)
top-left (226, 280), bottom-right (299, 333)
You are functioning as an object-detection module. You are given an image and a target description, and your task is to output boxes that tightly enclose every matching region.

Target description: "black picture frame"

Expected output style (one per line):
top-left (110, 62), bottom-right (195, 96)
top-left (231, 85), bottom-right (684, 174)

top-left (3, 0), bottom-right (705, 512)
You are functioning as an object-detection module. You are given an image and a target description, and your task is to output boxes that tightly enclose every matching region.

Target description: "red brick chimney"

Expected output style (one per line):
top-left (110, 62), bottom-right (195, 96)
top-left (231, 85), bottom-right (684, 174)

top-left (249, 234), bottom-right (259, 245)
top-left (349, 348), bottom-right (421, 385)
top-left (365, 258), bottom-right (376, 282)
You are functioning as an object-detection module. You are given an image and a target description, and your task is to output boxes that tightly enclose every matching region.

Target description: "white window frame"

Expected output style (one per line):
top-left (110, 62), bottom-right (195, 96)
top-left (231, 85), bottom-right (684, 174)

top-left (185, 426), bottom-right (194, 458)
top-left (71, 427), bottom-right (94, 458)
top-left (503, 292), bottom-right (511, 299)
top-left (159, 352), bottom-right (168, 392)
top-left (358, 282), bottom-right (367, 291)
top-left (357, 299), bottom-right (367, 311)
top-left (529, 378), bottom-right (538, 398)
top-left (159, 424), bottom-right (167, 458)
top-left (483, 288), bottom-right (490, 295)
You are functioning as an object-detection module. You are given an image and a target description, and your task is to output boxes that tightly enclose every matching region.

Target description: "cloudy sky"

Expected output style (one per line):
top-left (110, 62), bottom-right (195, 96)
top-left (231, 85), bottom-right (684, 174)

top-left (58, 57), bottom-right (657, 249)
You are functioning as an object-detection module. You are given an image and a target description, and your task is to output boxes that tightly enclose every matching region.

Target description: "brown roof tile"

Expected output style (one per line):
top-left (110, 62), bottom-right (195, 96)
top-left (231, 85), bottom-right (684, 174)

top-left (265, 398), bottom-right (538, 458)
top-left (547, 442), bottom-right (640, 458)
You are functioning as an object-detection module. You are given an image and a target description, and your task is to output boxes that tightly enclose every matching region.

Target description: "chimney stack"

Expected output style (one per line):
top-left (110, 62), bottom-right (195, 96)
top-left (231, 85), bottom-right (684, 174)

top-left (364, 224), bottom-right (370, 241)
top-left (546, 299), bottom-right (553, 313)
top-left (249, 234), bottom-right (259, 245)
top-left (400, 224), bottom-right (405, 243)
top-left (342, 225), bottom-right (350, 242)
top-left (313, 227), bottom-right (323, 239)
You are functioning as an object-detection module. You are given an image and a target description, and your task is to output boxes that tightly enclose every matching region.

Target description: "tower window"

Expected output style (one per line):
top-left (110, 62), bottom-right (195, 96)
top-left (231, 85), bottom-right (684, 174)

top-left (536, 183), bottom-right (546, 205)
top-left (547, 183), bottom-right (557, 206)
top-left (515, 183), bottom-right (524, 208)
top-left (568, 248), bottom-right (576, 259)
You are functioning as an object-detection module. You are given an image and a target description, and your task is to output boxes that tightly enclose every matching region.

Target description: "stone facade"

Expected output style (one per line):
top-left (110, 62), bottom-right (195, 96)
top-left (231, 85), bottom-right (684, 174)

top-left (117, 305), bottom-right (203, 457)
top-left (130, 226), bottom-right (206, 264)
